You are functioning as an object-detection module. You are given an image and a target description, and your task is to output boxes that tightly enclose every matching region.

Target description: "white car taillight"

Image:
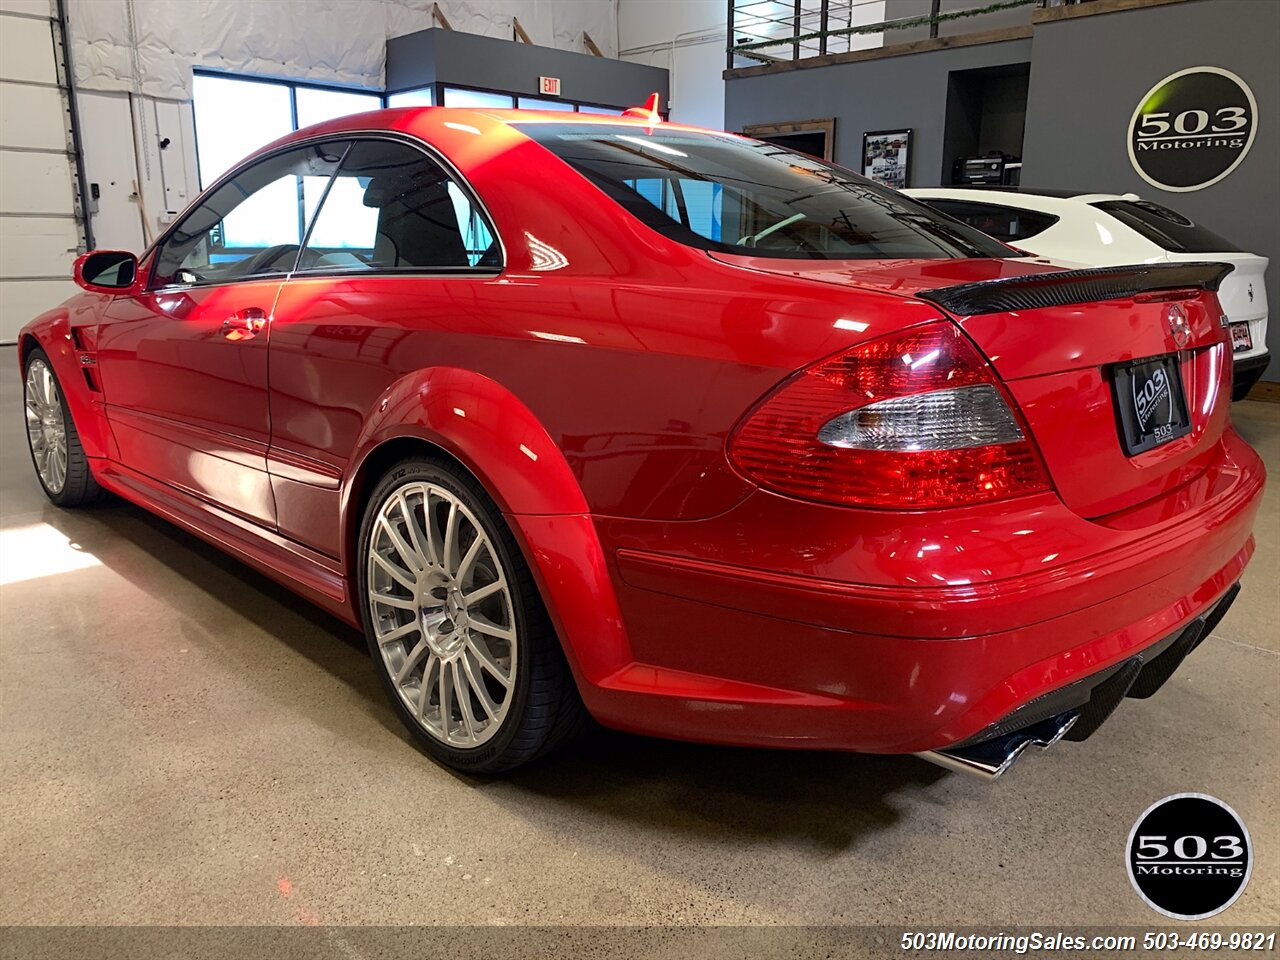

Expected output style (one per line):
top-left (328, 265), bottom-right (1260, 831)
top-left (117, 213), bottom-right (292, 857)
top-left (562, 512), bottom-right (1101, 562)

top-left (816, 384), bottom-right (1028, 451)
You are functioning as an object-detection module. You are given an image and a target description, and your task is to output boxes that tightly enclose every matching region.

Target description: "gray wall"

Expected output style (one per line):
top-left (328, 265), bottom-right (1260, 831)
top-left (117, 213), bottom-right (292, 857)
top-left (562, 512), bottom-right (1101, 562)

top-left (724, 38), bottom-right (1033, 186)
top-left (1022, 0), bottom-right (1280, 380)
top-left (387, 28), bottom-right (668, 108)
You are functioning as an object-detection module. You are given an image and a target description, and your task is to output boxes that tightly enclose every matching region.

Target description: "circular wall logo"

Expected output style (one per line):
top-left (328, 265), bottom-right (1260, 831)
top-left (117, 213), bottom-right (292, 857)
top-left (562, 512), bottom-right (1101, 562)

top-left (1127, 794), bottom-right (1253, 920)
top-left (1128, 66), bottom-right (1257, 192)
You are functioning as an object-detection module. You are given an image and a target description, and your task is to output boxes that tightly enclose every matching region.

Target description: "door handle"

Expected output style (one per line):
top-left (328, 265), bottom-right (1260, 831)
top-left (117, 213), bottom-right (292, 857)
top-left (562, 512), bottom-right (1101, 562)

top-left (222, 308), bottom-right (267, 341)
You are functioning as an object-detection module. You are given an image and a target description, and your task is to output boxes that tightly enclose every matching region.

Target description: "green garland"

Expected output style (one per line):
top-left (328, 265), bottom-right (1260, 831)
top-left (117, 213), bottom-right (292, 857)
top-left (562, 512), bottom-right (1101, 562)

top-left (733, 0), bottom-right (1036, 52)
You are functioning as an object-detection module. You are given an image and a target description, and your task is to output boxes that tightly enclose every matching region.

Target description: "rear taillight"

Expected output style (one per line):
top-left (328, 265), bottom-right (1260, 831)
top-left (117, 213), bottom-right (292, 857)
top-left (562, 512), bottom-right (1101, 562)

top-left (728, 321), bottom-right (1050, 508)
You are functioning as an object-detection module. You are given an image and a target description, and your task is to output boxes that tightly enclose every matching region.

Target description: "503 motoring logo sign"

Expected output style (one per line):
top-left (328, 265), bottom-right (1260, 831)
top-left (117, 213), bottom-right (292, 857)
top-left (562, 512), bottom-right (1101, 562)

top-left (1128, 66), bottom-right (1258, 192)
top-left (1127, 794), bottom-right (1254, 920)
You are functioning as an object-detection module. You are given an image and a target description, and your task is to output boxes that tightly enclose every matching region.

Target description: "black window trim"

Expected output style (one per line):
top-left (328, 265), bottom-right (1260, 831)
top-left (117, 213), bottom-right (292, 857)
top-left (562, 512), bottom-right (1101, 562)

top-left (919, 197), bottom-right (1061, 243)
top-left (147, 130), bottom-right (506, 293)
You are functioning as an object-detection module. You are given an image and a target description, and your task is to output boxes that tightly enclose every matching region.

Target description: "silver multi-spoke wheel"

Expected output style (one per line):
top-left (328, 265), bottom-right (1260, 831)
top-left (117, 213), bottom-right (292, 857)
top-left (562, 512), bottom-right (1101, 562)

top-left (367, 481), bottom-right (517, 749)
top-left (25, 359), bottom-right (68, 494)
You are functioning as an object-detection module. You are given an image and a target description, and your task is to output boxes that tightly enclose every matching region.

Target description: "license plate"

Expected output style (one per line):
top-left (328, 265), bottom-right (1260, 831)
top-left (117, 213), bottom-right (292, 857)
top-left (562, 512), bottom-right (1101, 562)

top-left (1230, 321), bottom-right (1253, 352)
top-left (1111, 355), bottom-right (1192, 456)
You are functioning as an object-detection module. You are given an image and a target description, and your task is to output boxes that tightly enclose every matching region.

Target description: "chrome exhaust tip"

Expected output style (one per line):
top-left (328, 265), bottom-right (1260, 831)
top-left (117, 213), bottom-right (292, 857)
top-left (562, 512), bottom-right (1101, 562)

top-left (915, 711), bottom-right (1078, 781)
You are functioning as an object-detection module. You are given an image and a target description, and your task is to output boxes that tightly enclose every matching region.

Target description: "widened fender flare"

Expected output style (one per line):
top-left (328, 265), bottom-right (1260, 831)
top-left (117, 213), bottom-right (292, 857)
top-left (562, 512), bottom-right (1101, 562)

top-left (342, 366), bottom-right (633, 685)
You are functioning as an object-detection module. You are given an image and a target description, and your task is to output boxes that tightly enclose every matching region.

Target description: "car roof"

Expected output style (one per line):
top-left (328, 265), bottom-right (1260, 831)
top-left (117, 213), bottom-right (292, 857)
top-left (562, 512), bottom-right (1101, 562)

top-left (903, 186), bottom-right (1136, 205)
top-left (290, 105), bottom-right (721, 140)
top-left (980, 187), bottom-right (1094, 199)
top-left (240, 105), bottom-right (733, 171)
top-left (220, 106), bottom-right (731, 196)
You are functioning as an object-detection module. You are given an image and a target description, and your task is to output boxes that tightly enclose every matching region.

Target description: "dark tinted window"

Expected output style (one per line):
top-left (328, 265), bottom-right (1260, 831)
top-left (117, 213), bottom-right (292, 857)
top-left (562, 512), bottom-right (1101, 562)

top-left (298, 140), bottom-right (498, 273)
top-left (923, 199), bottom-right (1059, 242)
top-left (1091, 200), bottom-right (1240, 253)
top-left (516, 124), bottom-right (1010, 260)
top-left (152, 142), bottom-right (347, 288)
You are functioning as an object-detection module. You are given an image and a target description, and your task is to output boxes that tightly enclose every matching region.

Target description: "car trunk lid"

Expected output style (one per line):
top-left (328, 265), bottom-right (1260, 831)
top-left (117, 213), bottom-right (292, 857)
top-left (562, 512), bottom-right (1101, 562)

top-left (918, 262), bottom-right (1235, 517)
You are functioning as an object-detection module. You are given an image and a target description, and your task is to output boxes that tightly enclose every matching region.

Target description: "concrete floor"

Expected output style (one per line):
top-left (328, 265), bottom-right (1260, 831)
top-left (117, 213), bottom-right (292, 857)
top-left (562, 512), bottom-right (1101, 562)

top-left (1, 362), bottom-right (1276, 930)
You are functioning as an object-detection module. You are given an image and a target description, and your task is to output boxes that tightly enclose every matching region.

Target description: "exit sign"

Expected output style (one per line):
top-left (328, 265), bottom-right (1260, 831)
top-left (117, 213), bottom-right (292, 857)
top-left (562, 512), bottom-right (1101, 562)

top-left (539, 76), bottom-right (561, 96)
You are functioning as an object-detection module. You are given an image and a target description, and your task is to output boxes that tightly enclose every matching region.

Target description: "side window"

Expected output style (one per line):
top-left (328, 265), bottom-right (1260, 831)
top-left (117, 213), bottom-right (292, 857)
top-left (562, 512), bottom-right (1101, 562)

top-left (298, 139), bottom-right (499, 273)
top-left (925, 199), bottom-right (1058, 242)
top-left (151, 142), bottom-right (347, 288)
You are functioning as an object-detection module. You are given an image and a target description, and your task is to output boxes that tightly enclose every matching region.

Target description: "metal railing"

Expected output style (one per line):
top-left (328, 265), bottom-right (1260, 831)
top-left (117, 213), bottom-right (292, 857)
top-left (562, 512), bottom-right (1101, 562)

top-left (726, 0), bottom-right (1082, 68)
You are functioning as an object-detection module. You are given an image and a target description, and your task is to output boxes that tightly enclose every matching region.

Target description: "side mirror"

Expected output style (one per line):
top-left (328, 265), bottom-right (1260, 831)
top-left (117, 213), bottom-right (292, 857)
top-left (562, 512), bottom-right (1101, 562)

top-left (74, 250), bottom-right (139, 293)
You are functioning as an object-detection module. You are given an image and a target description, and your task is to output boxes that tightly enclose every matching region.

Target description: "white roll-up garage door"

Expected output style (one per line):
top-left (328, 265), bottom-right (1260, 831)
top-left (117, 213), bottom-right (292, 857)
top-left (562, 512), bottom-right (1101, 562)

top-left (0, 0), bottom-right (87, 344)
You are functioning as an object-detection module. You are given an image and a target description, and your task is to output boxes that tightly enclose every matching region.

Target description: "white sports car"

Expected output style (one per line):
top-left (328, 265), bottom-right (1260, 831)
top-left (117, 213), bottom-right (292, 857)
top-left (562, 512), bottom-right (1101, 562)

top-left (905, 188), bottom-right (1270, 401)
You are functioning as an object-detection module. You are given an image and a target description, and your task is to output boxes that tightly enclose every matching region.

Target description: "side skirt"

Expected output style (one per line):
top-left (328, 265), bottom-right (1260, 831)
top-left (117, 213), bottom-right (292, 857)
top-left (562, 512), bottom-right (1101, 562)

top-left (93, 459), bottom-right (359, 627)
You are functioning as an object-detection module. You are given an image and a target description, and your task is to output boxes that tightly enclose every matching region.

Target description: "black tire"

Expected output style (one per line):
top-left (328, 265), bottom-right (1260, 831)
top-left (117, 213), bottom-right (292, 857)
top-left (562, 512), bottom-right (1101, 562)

top-left (357, 457), bottom-right (588, 773)
top-left (23, 347), bottom-right (105, 507)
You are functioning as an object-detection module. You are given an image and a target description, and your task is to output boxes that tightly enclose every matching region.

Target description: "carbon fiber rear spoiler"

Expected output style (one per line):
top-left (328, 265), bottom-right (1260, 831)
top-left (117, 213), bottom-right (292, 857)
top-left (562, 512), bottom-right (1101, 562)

top-left (917, 262), bottom-right (1234, 316)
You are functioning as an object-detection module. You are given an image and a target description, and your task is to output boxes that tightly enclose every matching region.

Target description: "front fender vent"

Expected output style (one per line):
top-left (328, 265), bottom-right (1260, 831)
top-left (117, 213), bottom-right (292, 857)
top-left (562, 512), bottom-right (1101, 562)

top-left (918, 262), bottom-right (1234, 316)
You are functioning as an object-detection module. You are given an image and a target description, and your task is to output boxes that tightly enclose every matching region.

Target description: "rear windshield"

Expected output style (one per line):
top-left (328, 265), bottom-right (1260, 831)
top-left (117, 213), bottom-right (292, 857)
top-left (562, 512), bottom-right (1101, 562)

top-left (515, 123), bottom-right (1011, 260)
top-left (1091, 200), bottom-right (1240, 254)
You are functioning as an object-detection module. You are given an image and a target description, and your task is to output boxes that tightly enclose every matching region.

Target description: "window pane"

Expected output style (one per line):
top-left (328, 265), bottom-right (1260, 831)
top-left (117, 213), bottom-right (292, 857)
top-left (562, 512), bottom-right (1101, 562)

top-left (443, 88), bottom-right (514, 109)
top-left (1091, 200), bottom-right (1240, 253)
top-left (387, 87), bottom-right (435, 108)
top-left (300, 140), bottom-right (498, 272)
top-left (517, 124), bottom-right (1010, 261)
top-left (304, 174), bottom-right (377, 252)
top-left (518, 97), bottom-right (574, 112)
top-left (577, 104), bottom-right (623, 115)
top-left (924, 200), bottom-right (1058, 242)
top-left (295, 86), bottom-right (381, 128)
top-left (193, 74), bottom-right (293, 187)
top-left (447, 183), bottom-right (495, 266)
top-left (678, 180), bottom-right (723, 241)
top-left (153, 142), bottom-right (346, 287)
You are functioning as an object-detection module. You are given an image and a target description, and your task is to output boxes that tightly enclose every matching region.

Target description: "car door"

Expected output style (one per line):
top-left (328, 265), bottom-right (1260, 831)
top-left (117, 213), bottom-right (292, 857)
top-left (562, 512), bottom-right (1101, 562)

top-left (94, 140), bottom-right (347, 527)
top-left (264, 137), bottom-right (501, 555)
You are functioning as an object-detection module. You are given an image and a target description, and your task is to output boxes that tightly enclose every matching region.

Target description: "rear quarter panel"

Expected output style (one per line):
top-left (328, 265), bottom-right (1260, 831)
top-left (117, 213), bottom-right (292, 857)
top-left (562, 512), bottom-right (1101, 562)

top-left (267, 264), bottom-right (944, 535)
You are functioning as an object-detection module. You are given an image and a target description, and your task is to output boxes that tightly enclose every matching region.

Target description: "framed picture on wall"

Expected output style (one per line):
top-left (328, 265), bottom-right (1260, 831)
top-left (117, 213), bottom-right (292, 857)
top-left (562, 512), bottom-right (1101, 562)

top-left (862, 128), bottom-right (912, 189)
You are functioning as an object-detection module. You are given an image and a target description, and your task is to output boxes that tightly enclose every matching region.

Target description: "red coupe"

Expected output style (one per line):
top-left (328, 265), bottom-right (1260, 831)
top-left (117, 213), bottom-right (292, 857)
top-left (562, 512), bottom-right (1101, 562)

top-left (19, 106), bottom-right (1264, 778)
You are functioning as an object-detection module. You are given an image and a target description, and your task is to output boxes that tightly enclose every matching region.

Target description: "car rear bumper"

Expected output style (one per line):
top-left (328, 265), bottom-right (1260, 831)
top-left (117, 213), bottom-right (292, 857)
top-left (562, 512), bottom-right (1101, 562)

top-left (579, 430), bottom-right (1264, 754)
top-left (1232, 351), bottom-right (1270, 401)
top-left (917, 581), bottom-right (1240, 778)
